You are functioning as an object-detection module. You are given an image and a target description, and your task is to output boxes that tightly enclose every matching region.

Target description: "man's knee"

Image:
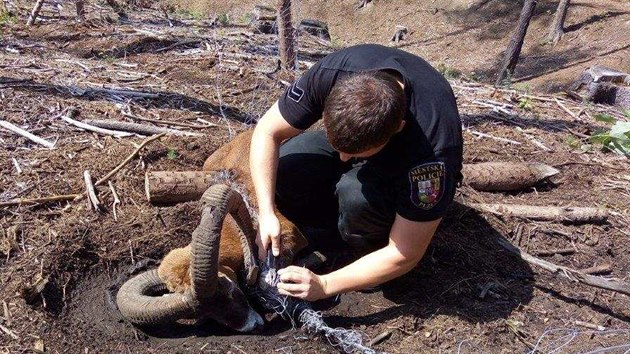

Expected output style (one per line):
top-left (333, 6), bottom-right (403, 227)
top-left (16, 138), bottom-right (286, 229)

top-left (336, 171), bottom-right (394, 251)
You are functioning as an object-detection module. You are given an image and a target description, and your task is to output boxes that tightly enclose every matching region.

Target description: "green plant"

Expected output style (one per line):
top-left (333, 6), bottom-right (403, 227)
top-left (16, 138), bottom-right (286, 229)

top-left (590, 114), bottom-right (630, 156)
top-left (518, 97), bottom-right (533, 111)
top-left (217, 12), bottom-right (229, 25)
top-left (512, 83), bottom-right (531, 94)
top-left (0, 9), bottom-right (16, 25)
top-left (240, 12), bottom-right (253, 24)
top-left (167, 149), bottom-right (179, 159)
top-left (176, 8), bottom-right (204, 20)
top-left (436, 63), bottom-right (462, 79)
top-left (565, 136), bottom-right (580, 149)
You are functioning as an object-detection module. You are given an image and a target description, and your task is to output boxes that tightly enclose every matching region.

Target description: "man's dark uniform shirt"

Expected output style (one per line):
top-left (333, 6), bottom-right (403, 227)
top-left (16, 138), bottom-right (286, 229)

top-left (277, 44), bottom-right (463, 223)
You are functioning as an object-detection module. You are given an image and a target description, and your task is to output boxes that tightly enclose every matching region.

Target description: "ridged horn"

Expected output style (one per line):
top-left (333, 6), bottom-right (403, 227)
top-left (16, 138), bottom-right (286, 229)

top-left (116, 269), bottom-right (196, 325)
top-left (191, 184), bottom-right (260, 301)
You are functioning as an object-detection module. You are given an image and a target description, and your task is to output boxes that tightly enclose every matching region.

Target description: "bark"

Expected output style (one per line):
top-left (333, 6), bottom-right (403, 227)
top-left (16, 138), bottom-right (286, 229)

top-left (470, 203), bottom-right (608, 224)
top-left (547, 0), bottom-right (570, 45)
top-left (145, 171), bottom-right (219, 205)
top-left (495, 0), bottom-right (537, 87)
top-left (26, 0), bottom-right (46, 26)
top-left (462, 162), bottom-right (559, 192)
top-left (276, 0), bottom-right (296, 70)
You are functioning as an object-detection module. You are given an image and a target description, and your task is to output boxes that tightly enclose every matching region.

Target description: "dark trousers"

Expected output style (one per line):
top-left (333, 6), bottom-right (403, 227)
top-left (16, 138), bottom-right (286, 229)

top-left (276, 131), bottom-right (396, 254)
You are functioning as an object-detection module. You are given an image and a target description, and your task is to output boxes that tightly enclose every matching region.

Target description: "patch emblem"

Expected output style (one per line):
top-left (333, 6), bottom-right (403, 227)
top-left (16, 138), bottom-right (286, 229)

top-left (409, 162), bottom-right (445, 209)
top-left (287, 81), bottom-right (304, 103)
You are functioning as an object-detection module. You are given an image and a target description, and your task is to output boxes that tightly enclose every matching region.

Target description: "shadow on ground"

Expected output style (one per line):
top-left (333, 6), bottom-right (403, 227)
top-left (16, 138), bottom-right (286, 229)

top-left (0, 76), bottom-right (250, 122)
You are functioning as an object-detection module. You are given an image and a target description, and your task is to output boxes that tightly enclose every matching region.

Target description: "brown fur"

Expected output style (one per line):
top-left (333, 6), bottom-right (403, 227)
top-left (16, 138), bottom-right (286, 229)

top-left (158, 130), bottom-right (308, 293)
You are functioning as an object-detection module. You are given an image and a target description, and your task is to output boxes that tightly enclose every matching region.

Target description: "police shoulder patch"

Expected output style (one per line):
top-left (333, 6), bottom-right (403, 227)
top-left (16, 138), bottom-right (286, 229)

top-left (287, 81), bottom-right (305, 103)
top-left (409, 161), bottom-right (445, 209)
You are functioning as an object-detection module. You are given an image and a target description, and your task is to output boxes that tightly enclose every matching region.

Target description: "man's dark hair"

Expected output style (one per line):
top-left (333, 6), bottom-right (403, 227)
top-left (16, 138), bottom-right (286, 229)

top-left (323, 71), bottom-right (406, 154)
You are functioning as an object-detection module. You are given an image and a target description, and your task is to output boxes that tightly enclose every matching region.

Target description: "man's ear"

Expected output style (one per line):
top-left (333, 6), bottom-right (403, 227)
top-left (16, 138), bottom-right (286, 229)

top-left (396, 119), bottom-right (406, 133)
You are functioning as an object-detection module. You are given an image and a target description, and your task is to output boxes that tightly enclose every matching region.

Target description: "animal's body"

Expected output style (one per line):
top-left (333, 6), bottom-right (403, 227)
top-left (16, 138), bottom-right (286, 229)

top-left (157, 129), bottom-right (308, 332)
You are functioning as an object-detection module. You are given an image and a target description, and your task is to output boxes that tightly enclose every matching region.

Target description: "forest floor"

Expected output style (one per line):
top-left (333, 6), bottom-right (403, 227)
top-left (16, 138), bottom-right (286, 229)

top-left (0, 1), bottom-right (629, 353)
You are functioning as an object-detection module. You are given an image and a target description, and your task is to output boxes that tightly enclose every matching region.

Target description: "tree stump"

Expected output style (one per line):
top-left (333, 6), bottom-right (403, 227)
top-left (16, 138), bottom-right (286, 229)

top-left (391, 25), bottom-right (408, 43)
top-left (299, 19), bottom-right (331, 41)
top-left (571, 66), bottom-right (630, 108)
top-left (250, 5), bottom-right (277, 34)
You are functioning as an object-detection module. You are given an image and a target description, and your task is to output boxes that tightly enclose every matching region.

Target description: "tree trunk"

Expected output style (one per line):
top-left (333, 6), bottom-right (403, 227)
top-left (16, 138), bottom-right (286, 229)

top-left (495, 0), bottom-right (537, 87)
top-left (76, 0), bottom-right (85, 20)
top-left (547, 0), bottom-right (570, 45)
top-left (26, 0), bottom-right (46, 26)
top-left (276, 0), bottom-right (296, 70)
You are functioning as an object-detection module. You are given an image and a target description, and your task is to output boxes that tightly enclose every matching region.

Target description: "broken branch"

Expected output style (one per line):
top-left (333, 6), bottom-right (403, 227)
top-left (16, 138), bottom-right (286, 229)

top-left (96, 133), bottom-right (166, 187)
top-left (0, 194), bottom-right (80, 207)
top-left (495, 236), bottom-right (630, 296)
top-left (0, 120), bottom-right (55, 148)
top-left (61, 109), bottom-right (133, 138)
top-left (85, 119), bottom-right (203, 137)
top-left (83, 170), bottom-right (102, 211)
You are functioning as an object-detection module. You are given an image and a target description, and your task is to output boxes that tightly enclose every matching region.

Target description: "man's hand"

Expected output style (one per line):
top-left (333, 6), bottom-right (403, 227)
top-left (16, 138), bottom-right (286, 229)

top-left (277, 266), bottom-right (328, 301)
top-left (257, 211), bottom-right (281, 260)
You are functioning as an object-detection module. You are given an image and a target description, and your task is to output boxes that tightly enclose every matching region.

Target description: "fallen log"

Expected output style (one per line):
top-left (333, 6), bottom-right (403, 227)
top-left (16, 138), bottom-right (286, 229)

top-left (469, 203), bottom-right (608, 224)
top-left (462, 162), bottom-right (559, 192)
top-left (147, 161), bottom-right (563, 206)
top-left (61, 109), bottom-right (133, 138)
top-left (495, 236), bottom-right (630, 296)
top-left (85, 119), bottom-right (203, 137)
top-left (145, 171), bottom-right (220, 204)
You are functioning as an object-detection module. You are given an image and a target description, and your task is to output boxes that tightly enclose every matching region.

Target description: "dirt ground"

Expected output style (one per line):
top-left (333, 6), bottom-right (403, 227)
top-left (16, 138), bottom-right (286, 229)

top-left (1, 1), bottom-right (629, 353)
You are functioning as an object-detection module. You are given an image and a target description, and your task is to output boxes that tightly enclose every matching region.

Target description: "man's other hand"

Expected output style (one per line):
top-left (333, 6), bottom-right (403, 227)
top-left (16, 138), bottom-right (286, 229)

top-left (277, 266), bottom-right (328, 301)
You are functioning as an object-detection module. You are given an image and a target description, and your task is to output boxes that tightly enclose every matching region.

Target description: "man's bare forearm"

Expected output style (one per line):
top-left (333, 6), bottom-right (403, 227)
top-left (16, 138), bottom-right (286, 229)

top-left (320, 245), bottom-right (418, 296)
top-left (250, 126), bottom-right (280, 215)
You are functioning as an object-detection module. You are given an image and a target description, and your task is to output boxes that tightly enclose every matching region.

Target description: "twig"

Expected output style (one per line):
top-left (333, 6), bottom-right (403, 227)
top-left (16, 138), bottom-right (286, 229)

top-left (472, 99), bottom-right (514, 115)
top-left (575, 320), bottom-right (606, 331)
top-left (55, 59), bottom-right (91, 71)
top-left (109, 181), bottom-right (120, 221)
top-left (122, 110), bottom-right (216, 129)
top-left (516, 127), bottom-right (553, 151)
top-left (554, 98), bottom-right (578, 120)
top-left (0, 120), bottom-right (55, 148)
top-left (0, 322), bottom-right (19, 340)
top-left (495, 236), bottom-right (630, 296)
top-left (95, 133), bottom-right (166, 187)
top-left (368, 330), bottom-right (392, 346)
top-left (578, 263), bottom-right (612, 275)
top-left (83, 170), bottom-right (102, 211)
top-left (2, 300), bottom-right (10, 321)
top-left (0, 194), bottom-right (80, 207)
top-left (532, 248), bottom-right (575, 256)
top-left (61, 109), bottom-right (133, 138)
top-left (11, 158), bottom-right (22, 174)
top-left (466, 129), bottom-right (522, 145)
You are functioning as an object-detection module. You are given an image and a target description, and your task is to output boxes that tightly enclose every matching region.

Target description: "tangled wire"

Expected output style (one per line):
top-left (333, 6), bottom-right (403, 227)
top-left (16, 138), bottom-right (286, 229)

top-left (249, 252), bottom-right (384, 354)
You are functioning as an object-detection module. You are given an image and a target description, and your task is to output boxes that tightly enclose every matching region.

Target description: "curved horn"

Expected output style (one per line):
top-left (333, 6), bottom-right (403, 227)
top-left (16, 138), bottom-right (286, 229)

top-left (116, 269), bottom-right (196, 325)
top-left (190, 184), bottom-right (260, 301)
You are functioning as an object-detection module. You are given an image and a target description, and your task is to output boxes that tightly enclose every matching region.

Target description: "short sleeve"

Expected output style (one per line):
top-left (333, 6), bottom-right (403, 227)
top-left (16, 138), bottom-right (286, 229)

top-left (395, 150), bottom-right (461, 222)
top-left (278, 61), bottom-right (338, 130)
